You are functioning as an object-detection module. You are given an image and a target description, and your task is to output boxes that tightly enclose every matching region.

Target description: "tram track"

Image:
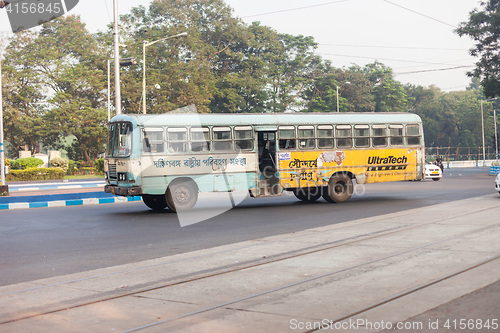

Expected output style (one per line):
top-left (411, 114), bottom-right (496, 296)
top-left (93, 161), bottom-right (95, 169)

top-left (118, 223), bottom-right (500, 333)
top-left (1, 199), bottom-right (499, 332)
top-left (305, 255), bottom-right (500, 333)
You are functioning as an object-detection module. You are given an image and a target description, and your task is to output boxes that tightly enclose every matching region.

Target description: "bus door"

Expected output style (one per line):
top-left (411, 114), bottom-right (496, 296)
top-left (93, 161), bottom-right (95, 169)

top-left (256, 131), bottom-right (280, 196)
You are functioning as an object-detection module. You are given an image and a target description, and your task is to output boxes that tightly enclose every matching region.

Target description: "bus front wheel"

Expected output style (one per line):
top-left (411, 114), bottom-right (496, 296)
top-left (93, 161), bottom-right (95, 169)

top-left (142, 194), bottom-right (167, 210)
top-left (323, 174), bottom-right (353, 203)
top-left (166, 180), bottom-right (198, 212)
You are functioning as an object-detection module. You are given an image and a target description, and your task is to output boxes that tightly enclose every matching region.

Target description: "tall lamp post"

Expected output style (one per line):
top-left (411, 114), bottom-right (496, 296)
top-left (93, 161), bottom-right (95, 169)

top-left (481, 97), bottom-right (499, 165)
top-left (336, 81), bottom-right (350, 112)
top-left (0, 57), bottom-right (6, 192)
top-left (113, 0), bottom-right (122, 115)
top-left (142, 32), bottom-right (187, 114)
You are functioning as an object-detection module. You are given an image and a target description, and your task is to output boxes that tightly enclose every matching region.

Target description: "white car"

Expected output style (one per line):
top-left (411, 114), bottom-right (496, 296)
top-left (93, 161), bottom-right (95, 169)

top-left (424, 164), bottom-right (442, 181)
top-left (495, 173), bottom-right (500, 194)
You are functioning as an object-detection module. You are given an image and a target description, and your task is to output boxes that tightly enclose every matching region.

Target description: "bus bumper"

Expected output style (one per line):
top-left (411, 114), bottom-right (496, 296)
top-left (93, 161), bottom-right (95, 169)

top-left (105, 185), bottom-right (142, 196)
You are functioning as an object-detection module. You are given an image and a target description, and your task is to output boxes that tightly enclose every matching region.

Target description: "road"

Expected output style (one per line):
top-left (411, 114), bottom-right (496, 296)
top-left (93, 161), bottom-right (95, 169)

top-left (0, 168), bottom-right (495, 287)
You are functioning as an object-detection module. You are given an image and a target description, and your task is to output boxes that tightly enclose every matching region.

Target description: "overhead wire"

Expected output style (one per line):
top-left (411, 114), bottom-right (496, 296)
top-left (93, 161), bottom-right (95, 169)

top-left (239, 0), bottom-right (349, 19)
top-left (382, 0), bottom-right (457, 28)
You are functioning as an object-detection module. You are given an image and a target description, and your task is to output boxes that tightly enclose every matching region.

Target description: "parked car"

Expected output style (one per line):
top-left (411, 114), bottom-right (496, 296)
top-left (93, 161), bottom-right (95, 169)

top-left (495, 172), bottom-right (500, 194)
top-left (424, 164), bottom-right (442, 181)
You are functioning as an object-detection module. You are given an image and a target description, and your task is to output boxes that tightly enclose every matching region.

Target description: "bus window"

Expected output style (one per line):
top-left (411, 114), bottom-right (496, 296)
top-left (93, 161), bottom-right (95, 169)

top-left (372, 125), bottom-right (388, 147)
top-left (190, 127), bottom-right (210, 152)
top-left (389, 125), bottom-right (404, 146)
top-left (167, 127), bottom-right (188, 153)
top-left (406, 124), bottom-right (421, 146)
top-left (336, 125), bottom-right (352, 148)
top-left (298, 125), bottom-right (315, 149)
top-left (108, 122), bottom-right (132, 157)
top-left (354, 125), bottom-right (370, 148)
top-left (142, 128), bottom-right (164, 153)
top-left (235, 126), bottom-right (254, 151)
top-left (213, 127), bottom-right (233, 151)
top-left (279, 126), bottom-right (296, 150)
top-left (317, 125), bottom-right (334, 148)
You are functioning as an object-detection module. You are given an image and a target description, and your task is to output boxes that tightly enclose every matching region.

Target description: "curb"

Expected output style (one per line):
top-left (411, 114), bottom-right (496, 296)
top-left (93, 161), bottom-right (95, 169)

top-left (8, 181), bottom-right (105, 192)
top-left (0, 196), bottom-right (141, 210)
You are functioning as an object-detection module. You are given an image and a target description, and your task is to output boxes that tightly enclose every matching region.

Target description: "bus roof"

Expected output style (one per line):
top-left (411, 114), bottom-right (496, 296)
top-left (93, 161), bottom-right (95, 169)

top-left (110, 112), bottom-right (422, 127)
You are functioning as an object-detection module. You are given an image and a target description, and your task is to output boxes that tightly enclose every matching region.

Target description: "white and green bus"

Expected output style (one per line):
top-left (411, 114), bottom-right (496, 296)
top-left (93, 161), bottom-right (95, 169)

top-left (104, 112), bottom-right (425, 211)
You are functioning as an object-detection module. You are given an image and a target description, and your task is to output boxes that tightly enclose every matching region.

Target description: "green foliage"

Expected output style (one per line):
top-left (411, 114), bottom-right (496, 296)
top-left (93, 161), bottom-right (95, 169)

top-left (50, 157), bottom-right (69, 172)
top-left (94, 159), bottom-right (104, 173)
top-left (6, 167), bottom-right (65, 181)
top-left (456, 0), bottom-right (500, 98)
top-left (10, 157), bottom-right (43, 170)
top-left (67, 160), bottom-right (78, 175)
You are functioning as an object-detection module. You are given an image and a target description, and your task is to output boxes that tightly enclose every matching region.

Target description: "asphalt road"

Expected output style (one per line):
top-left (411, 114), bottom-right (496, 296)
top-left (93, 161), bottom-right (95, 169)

top-left (0, 168), bottom-right (496, 287)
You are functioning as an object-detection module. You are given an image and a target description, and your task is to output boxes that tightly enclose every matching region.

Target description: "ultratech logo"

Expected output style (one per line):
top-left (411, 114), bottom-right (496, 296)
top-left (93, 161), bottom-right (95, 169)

top-left (367, 156), bottom-right (408, 171)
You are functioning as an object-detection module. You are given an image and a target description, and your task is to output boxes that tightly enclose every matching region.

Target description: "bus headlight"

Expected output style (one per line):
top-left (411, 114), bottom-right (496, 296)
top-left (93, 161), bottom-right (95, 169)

top-left (118, 173), bottom-right (127, 181)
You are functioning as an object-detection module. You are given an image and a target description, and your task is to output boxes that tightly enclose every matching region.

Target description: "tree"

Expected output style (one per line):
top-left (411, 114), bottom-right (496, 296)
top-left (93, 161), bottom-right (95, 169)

top-left (3, 16), bottom-right (108, 163)
top-left (36, 16), bottom-right (108, 163)
top-left (374, 78), bottom-right (409, 112)
top-left (456, 0), bottom-right (500, 98)
top-left (2, 31), bottom-right (46, 155)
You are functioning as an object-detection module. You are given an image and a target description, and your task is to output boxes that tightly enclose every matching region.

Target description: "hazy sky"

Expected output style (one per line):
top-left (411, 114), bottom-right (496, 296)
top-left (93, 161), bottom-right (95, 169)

top-left (1, 0), bottom-right (482, 91)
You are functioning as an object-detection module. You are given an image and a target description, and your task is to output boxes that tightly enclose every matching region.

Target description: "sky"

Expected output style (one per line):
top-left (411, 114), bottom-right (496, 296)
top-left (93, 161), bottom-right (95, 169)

top-left (0, 0), bottom-right (482, 91)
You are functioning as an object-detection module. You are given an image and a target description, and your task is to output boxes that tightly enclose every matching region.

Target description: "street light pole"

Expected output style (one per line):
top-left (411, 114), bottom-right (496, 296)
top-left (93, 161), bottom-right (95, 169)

top-left (0, 57), bottom-right (5, 188)
top-left (113, 0), bottom-right (122, 115)
top-left (336, 81), bottom-right (350, 112)
top-left (142, 32), bottom-right (187, 114)
top-left (481, 100), bottom-right (485, 165)
top-left (107, 59), bottom-right (111, 122)
top-left (494, 107), bottom-right (499, 163)
top-left (481, 97), bottom-right (500, 165)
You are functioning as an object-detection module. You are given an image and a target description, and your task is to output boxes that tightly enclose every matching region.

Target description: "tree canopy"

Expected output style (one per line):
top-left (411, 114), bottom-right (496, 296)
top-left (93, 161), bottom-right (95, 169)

top-left (1, 0), bottom-right (498, 162)
top-left (457, 0), bottom-right (500, 98)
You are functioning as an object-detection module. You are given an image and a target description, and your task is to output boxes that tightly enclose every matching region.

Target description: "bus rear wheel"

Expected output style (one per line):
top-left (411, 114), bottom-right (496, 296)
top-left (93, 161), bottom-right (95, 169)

top-left (293, 187), bottom-right (322, 202)
top-left (323, 174), bottom-right (353, 203)
top-left (142, 194), bottom-right (167, 210)
top-left (166, 180), bottom-right (198, 212)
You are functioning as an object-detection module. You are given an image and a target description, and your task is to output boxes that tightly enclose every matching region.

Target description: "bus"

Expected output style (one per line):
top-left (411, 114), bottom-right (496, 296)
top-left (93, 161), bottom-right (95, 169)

top-left (104, 112), bottom-right (425, 212)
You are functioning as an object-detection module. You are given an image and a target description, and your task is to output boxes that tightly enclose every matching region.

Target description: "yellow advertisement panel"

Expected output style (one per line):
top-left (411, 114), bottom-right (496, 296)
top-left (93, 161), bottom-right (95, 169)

top-left (278, 148), bottom-right (420, 188)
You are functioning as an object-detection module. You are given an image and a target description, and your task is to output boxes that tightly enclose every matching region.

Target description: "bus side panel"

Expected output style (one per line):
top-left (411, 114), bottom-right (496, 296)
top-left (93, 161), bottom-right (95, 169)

top-left (137, 153), bottom-right (258, 195)
top-left (278, 148), bottom-right (421, 189)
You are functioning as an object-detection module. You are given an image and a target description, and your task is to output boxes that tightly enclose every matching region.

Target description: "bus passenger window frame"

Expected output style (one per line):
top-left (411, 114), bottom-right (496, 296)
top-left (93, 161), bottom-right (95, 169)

top-left (298, 125), bottom-right (315, 149)
top-left (354, 124), bottom-right (370, 148)
top-left (406, 124), bottom-right (421, 146)
top-left (142, 127), bottom-right (165, 154)
top-left (167, 127), bottom-right (188, 153)
top-left (234, 126), bottom-right (254, 151)
top-left (213, 126), bottom-right (233, 152)
top-left (317, 125), bottom-right (334, 149)
top-left (336, 125), bottom-right (352, 148)
top-left (190, 127), bottom-right (210, 152)
top-left (372, 124), bottom-right (388, 147)
top-left (389, 124), bottom-right (404, 146)
top-left (278, 126), bottom-right (296, 150)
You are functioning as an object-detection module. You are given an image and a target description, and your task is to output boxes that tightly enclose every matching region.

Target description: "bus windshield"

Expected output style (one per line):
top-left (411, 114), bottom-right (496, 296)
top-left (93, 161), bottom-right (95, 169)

top-left (107, 122), bottom-right (132, 157)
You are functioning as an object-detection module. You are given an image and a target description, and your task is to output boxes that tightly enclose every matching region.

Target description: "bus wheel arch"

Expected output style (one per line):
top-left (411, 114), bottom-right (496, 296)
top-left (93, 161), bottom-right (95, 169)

top-left (323, 172), bottom-right (354, 203)
top-left (165, 178), bottom-right (199, 212)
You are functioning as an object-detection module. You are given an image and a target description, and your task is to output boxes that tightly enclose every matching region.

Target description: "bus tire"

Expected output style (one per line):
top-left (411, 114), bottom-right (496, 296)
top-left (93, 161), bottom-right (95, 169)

top-left (293, 187), bottom-right (322, 202)
top-left (323, 174), bottom-right (353, 203)
top-left (142, 194), bottom-right (167, 210)
top-left (166, 180), bottom-right (198, 212)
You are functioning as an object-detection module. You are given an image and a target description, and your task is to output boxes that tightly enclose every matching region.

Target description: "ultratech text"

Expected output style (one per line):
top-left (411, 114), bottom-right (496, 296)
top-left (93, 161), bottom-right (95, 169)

top-left (368, 156), bottom-right (407, 165)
